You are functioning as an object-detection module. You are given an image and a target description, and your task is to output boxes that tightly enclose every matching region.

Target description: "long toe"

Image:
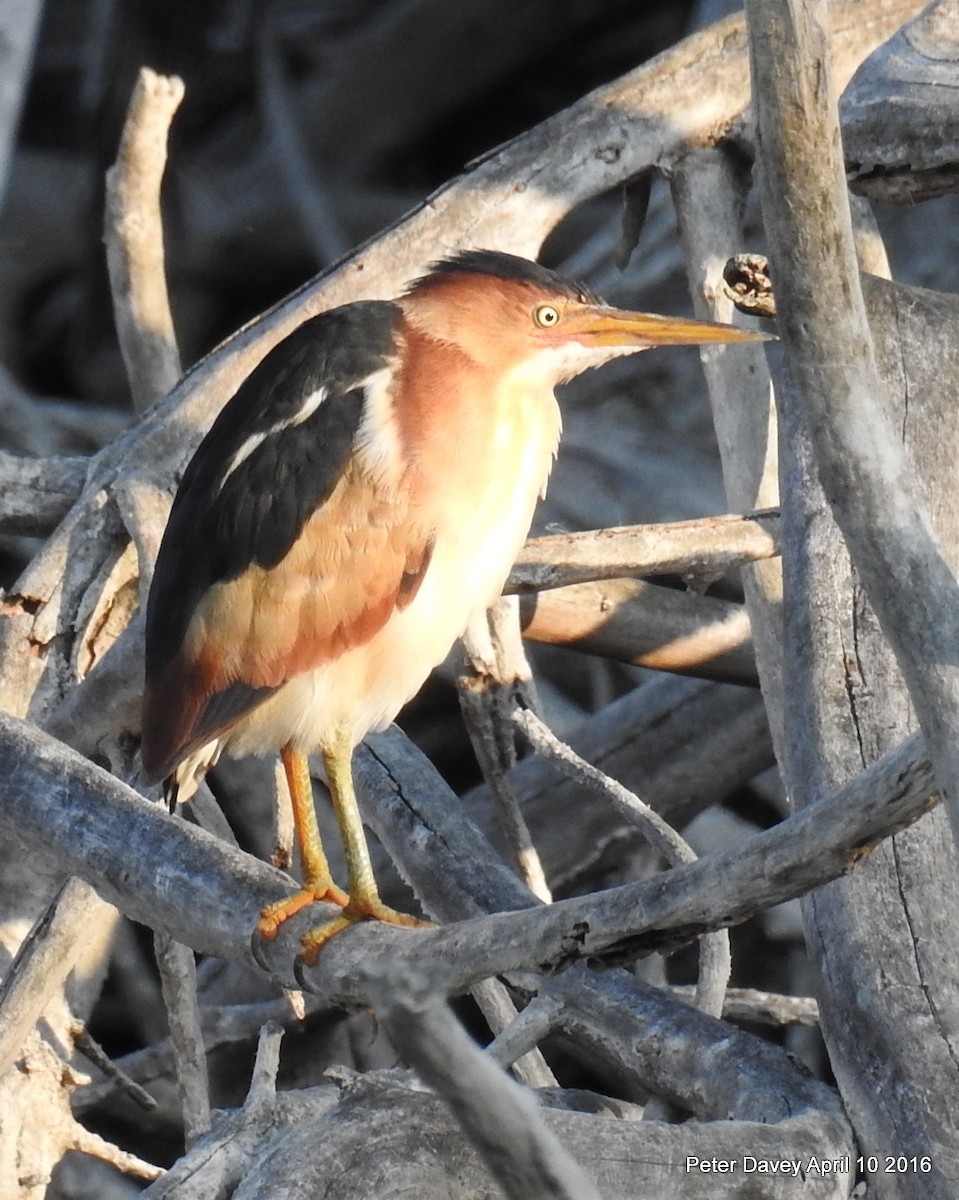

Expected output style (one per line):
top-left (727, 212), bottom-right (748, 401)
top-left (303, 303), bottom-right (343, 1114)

top-left (298, 898), bottom-right (432, 964)
top-left (258, 882), bottom-right (350, 941)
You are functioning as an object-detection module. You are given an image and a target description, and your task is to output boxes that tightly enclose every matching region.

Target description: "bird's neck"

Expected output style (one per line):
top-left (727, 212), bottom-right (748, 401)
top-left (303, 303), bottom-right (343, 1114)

top-left (390, 315), bottom-right (561, 505)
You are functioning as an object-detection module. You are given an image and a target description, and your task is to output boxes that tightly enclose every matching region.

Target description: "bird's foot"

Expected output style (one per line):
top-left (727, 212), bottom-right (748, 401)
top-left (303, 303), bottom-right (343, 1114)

top-left (258, 880), bottom-right (350, 941)
top-left (298, 895), bottom-right (432, 966)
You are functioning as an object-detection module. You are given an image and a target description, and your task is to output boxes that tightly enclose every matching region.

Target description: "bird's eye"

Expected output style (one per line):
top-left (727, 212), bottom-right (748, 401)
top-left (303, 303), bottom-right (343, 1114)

top-left (534, 304), bottom-right (560, 328)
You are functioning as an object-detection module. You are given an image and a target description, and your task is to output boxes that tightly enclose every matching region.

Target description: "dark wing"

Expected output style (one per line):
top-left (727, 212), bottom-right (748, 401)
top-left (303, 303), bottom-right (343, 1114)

top-left (141, 299), bottom-right (434, 781)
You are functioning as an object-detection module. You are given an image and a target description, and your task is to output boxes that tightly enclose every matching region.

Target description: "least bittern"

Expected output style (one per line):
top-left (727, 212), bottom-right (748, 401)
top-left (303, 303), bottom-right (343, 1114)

top-left (141, 249), bottom-right (766, 961)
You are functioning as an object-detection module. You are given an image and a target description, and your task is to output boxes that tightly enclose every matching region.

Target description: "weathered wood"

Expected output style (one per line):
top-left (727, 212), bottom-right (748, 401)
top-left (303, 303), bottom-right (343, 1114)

top-left (507, 511), bottom-right (781, 593)
top-left (518, 578), bottom-right (756, 686)
top-left (843, 0), bottom-right (959, 202)
top-left (463, 674), bottom-right (773, 894)
top-left (0, 711), bottom-right (935, 1006)
top-left (748, 1), bottom-right (959, 1193)
top-left (780, 275), bottom-right (959, 1195)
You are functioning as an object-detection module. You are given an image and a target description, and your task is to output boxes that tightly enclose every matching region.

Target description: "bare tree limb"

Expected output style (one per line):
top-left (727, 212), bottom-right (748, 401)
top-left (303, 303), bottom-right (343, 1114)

top-left (747, 0), bottom-right (959, 849)
top-left (0, 451), bottom-right (89, 537)
top-left (519, 578), bottom-right (757, 686)
top-left (0, 878), bottom-right (117, 1077)
top-left (0, 712), bottom-right (936, 1006)
top-left (507, 510), bottom-right (781, 594)
top-left (104, 67), bottom-right (184, 413)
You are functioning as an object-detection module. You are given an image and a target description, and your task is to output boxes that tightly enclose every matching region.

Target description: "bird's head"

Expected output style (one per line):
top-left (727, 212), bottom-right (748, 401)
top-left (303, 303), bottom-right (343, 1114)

top-left (401, 249), bottom-right (770, 383)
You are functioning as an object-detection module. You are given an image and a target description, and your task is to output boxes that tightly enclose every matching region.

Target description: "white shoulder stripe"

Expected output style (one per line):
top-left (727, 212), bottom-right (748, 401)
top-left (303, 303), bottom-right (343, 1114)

top-left (218, 386), bottom-right (328, 489)
top-left (353, 366), bottom-right (402, 481)
top-left (289, 385), bottom-right (327, 427)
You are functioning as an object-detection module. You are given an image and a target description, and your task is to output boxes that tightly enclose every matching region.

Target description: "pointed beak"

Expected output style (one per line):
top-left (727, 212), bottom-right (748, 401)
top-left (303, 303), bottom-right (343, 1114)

top-left (565, 304), bottom-right (773, 349)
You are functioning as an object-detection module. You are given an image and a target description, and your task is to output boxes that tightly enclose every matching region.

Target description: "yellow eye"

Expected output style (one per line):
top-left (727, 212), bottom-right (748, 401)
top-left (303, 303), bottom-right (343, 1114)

top-left (534, 304), bottom-right (560, 328)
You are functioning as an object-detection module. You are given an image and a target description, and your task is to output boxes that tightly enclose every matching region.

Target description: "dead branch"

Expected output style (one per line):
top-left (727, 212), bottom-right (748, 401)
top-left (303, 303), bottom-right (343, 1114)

top-left (154, 932), bottom-right (211, 1145)
top-left (514, 709), bottom-right (731, 1018)
top-left (458, 599), bottom-right (550, 902)
top-left (507, 510), bottom-right (781, 593)
top-left (519, 578), bottom-right (756, 686)
top-left (0, 449), bottom-right (88, 537)
top-left (843, 0), bottom-right (959, 202)
top-left (0, 711), bottom-right (935, 1007)
top-left (0, 878), bottom-right (115, 1077)
top-left (104, 67), bottom-right (184, 413)
top-left (671, 149), bottom-right (785, 747)
top-left (748, 0), bottom-right (959, 851)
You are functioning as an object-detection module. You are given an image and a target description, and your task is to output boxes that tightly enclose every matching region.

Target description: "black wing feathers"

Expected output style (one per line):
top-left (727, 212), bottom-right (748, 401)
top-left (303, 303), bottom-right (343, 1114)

top-left (145, 301), bottom-right (399, 680)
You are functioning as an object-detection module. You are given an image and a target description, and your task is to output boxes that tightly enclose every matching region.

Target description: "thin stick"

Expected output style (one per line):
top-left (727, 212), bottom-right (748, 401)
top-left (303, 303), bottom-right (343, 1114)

top-left (72, 1023), bottom-right (157, 1111)
top-left (153, 931), bottom-right (211, 1144)
top-left (471, 977), bottom-right (558, 1089)
top-left (458, 601), bottom-right (551, 902)
top-left (486, 995), bottom-right (563, 1070)
top-left (243, 1020), bottom-right (284, 1116)
top-left (70, 1126), bottom-right (163, 1182)
top-left (514, 709), bottom-right (731, 1017)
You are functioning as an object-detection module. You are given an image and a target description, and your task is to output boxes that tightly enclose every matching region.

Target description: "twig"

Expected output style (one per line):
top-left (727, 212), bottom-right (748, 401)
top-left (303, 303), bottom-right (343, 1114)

top-left (153, 932), bottom-right (211, 1145)
top-left (669, 986), bottom-right (820, 1029)
top-left (70, 1125), bottom-right (163, 1182)
top-left (513, 709), bottom-right (731, 1017)
top-left (463, 673), bottom-right (773, 896)
top-left (363, 958), bottom-right (603, 1200)
top-left (458, 600), bottom-right (551, 902)
top-left (243, 1021), bottom-right (284, 1116)
top-left (470, 977), bottom-right (557, 1089)
top-left (74, 995), bottom-right (310, 1111)
top-left (104, 67), bottom-right (184, 413)
top-left (71, 1023), bottom-right (157, 1111)
top-left (486, 995), bottom-right (564, 1069)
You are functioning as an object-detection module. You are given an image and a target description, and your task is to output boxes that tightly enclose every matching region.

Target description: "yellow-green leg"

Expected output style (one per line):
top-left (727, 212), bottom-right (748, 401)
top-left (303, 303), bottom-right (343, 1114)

top-left (299, 726), bottom-right (429, 964)
top-left (258, 745), bottom-right (349, 940)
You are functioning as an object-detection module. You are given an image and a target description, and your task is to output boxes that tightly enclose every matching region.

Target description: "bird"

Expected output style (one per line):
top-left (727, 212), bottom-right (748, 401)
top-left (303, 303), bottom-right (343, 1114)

top-left (140, 248), bottom-right (767, 962)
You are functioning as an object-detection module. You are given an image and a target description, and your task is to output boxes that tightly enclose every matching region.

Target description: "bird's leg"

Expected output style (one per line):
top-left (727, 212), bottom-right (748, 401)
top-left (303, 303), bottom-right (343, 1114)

top-left (258, 745), bottom-right (349, 940)
top-left (299, 727), bottom-right (430, 964)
